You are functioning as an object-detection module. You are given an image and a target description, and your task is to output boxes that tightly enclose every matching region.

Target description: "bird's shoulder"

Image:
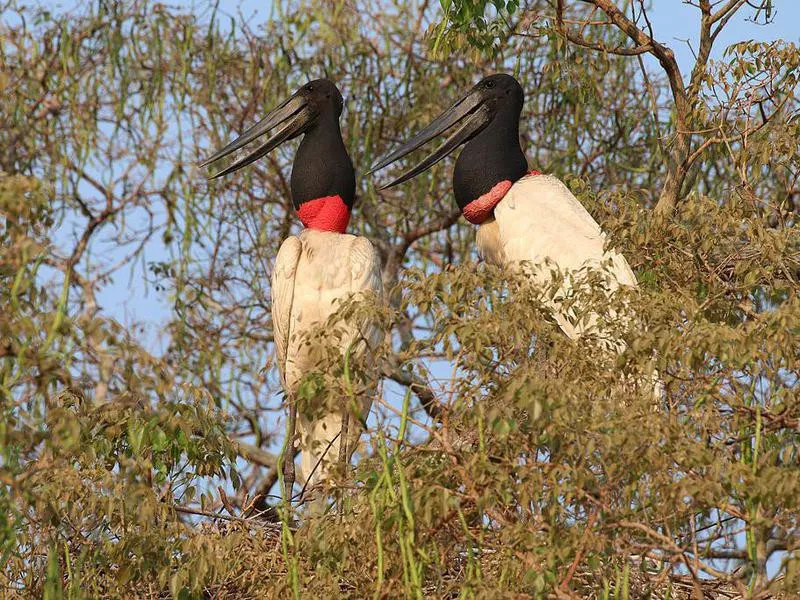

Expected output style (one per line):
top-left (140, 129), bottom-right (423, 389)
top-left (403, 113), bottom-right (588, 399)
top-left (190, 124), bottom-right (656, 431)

top-left (273, 235), bottom-right (303, 281)
top-left (500, 174), bottom-right (603, 238)
top-left (347, 236), bottom-right (383, 295)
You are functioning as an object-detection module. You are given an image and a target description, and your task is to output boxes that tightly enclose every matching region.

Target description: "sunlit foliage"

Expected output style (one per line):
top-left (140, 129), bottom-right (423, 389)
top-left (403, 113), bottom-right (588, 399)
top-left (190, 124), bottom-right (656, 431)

top-left (1, 0), bottom-right (798, 596)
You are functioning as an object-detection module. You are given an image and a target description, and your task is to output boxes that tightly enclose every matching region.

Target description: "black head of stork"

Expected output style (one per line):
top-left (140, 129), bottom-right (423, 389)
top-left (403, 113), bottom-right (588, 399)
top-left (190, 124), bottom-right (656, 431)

top-left (370, 73), bottom-right (528, 221)
top-left (201, 78), bottom-right (355, 231)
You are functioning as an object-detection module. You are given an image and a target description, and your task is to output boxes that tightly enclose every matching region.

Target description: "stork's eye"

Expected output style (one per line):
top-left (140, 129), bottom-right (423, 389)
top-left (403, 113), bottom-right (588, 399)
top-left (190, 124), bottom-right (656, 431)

top-left (306, 85), bottom-right (314, 92)
top-left (485, 80), bottom-right (495, 88)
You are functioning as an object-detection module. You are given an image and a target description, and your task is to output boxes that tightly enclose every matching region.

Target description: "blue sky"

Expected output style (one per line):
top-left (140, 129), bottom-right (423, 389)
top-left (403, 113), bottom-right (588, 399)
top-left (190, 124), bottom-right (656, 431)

top-left (645, 1), bottom-right (797, 69)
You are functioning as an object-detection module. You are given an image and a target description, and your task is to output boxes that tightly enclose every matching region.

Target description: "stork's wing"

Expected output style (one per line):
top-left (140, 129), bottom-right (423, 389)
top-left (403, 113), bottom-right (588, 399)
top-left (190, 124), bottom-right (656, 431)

top-left (493, 175), bottom-right (662, 398)
top-left (271, 235), bottom-right (303, 386)
top-left (497, 174), bottom-right (637, 285)
top-left (345, 236), bottom-right (384, 420)
top-left (494, 174), bottom-right (638, 342)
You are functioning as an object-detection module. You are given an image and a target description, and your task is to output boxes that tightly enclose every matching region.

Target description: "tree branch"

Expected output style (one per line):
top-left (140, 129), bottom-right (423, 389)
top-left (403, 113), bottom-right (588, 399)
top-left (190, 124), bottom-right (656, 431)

top-left (381, 356), bottom-right (443, 420)
top-left (581, 0), bottom-right (685, 103)
top-left (236, 441), bottom-right (278, 468)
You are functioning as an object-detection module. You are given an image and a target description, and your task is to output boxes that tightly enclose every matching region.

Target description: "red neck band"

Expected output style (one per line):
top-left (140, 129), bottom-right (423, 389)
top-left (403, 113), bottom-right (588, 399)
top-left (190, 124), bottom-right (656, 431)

top-left (296, 195), bottom-right (351, 233)
top-left (462, 170), bottom-right (542, 224)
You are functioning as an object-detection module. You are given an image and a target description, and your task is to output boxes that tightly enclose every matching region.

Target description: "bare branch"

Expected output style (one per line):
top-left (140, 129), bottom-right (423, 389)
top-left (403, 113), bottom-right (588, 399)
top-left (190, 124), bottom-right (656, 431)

top-left (381, 357), bottom-right (443, 420)
top-left (236, 441), bottom-right (278, 468)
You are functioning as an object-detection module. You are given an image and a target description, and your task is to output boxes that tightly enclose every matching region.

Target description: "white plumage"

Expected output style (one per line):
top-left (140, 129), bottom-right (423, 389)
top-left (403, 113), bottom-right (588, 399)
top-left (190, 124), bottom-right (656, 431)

top-left (271, 229), bottom-right (383, 489)
top-left (476, 173), bottom-right (638, 351)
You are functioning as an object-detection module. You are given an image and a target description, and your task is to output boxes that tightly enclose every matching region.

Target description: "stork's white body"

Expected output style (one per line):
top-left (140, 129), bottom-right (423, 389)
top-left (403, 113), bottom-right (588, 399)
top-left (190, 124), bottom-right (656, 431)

top-left (271, 229), bottom-right (383, 487)
top-left (476, 173), bottom-right (637, 350)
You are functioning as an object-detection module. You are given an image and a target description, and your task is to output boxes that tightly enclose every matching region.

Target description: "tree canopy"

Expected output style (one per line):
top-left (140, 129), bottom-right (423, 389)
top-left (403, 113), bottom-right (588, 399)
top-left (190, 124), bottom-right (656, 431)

top-left (0, 0), bottom-right (798, 597)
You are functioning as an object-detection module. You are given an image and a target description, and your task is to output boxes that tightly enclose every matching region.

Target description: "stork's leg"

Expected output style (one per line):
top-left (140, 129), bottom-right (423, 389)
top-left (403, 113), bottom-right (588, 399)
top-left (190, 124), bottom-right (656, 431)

top-left (282, 396), bottom-right (298, 506)
top-left (337, 408), bottom-right (350, 465)
top-left (336, 407), bottom-right (350, 513)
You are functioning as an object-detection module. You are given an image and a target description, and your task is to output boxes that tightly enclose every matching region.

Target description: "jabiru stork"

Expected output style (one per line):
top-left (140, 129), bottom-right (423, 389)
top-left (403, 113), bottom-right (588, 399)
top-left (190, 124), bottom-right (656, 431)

top-left (370, 74), bottom-right (658, 391)
top-left (201, 79), bottom-right (383, 505)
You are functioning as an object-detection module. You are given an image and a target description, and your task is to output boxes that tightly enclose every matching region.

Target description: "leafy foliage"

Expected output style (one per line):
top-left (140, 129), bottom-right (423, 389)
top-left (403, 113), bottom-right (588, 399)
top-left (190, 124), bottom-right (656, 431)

top-left (1, 0), bottom-right (798, 597)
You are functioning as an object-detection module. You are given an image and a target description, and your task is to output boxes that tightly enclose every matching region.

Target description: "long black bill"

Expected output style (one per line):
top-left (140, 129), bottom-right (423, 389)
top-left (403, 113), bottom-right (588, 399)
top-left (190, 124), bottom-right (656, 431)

top-left (369, 89), bottom-right (490, 190)
top-left (200, 94), bottom-right (314, 179)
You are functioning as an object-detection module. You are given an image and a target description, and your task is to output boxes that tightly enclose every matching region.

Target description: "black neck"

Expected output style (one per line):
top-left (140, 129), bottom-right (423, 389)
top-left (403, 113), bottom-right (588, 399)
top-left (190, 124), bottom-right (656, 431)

top-left (290, 112), bottom-right (355, 210)
top-left (452, 107), bottom-right (527, 210)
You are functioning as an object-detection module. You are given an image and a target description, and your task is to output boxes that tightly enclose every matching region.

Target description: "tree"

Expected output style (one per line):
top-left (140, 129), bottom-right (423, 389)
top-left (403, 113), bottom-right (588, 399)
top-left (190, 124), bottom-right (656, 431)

top-left (0, 0), bottom-right (798, 596)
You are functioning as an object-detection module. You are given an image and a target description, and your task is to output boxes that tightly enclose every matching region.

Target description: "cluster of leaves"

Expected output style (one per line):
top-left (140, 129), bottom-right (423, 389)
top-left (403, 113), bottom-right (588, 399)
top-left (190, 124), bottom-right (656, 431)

top-left (1, 173), bottom-right (242, 596)
top-left (430, 0), bottom-right (526, 56)
top-left (1, 0), bottom-right (798, 597)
